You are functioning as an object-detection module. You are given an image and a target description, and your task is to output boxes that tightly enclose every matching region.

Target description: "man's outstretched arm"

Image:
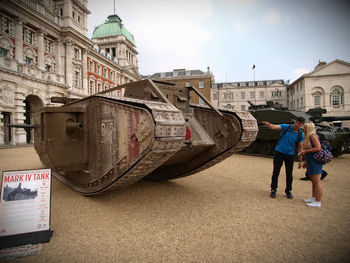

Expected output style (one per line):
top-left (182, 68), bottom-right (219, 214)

top-left (261, 121), bottom-right (281, 131)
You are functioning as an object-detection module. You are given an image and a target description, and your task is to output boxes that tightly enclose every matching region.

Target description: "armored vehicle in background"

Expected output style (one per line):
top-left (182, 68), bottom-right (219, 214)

top-left (10, 80), bottom-right (257, 195)
top-left (245, 101), bottom-right (350, 157)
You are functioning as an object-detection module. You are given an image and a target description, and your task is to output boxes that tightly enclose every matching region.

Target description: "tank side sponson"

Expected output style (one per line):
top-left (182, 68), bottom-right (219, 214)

top-left (145, 106), bottom-right (258, 181)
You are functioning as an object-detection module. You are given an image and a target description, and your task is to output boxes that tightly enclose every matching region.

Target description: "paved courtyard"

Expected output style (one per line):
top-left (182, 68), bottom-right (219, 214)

top-left (0, 146), bottom-right (349, 263)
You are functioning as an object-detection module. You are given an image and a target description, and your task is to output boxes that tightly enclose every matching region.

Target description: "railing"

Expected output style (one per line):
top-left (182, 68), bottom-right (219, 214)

top-left (17, 0), bottom-right (58, 24)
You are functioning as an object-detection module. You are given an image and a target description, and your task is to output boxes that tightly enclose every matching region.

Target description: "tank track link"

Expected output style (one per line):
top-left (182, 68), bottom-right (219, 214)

top-left (157, 107), bottom-right (258, 180)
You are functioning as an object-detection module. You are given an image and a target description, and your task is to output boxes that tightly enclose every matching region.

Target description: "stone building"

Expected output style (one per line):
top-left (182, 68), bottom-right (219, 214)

top-left (288, 59), bottom-right (350, 127)
top-left (0, 0), bottom-right (141, 146)
top-left (211, 80), bottom-right (287, 111)
top-left (148, 67), bottom-right (214, 105)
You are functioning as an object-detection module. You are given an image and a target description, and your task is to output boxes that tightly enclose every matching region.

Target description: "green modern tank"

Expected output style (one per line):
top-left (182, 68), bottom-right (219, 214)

top-left (245, 101), bottom-right (350, 157)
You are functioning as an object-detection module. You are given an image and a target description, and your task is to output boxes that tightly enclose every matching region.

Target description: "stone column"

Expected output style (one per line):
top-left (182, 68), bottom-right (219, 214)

top-left (82, 48), bottom-right (88, 95)
top-left (65, 40), bottom-right (73, 88)
top-left (13, 88), bottom-right (27, 145)
top-left (37, 31), bottom-right (45, 70)
top-left (15, 19), bottom-right (23, 63)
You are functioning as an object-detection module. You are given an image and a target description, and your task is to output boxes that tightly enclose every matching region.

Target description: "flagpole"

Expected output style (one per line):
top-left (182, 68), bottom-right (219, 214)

top-left (253, 65), bottom-right (256, 104)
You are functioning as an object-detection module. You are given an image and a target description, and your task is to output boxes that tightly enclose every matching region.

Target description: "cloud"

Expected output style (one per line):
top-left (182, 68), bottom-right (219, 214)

top-left (262, 8), bottom-right (283, 24)
top-left (234, 24), bottom-right (244, 31)
top-left (291, 68), bottom-right (310, 82)
top-left (88, 0), bottom-right (213, 74)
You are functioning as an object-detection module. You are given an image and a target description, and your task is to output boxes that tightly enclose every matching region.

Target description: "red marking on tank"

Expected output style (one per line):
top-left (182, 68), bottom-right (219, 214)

top-left (129, 112), bottom-right (140, 161)
top-left (186, 126), bottom-right (191, 140)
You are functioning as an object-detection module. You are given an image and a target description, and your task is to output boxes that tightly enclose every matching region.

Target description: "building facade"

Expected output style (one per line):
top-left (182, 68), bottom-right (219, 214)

top-left (148, 67), bottom-right (214, 105)
top-left (288, 60), bottom-right (350, 127)
top-left (0, 0), bottom-right (141, 146)
top-left (211, 80), bottom-right (287, 111)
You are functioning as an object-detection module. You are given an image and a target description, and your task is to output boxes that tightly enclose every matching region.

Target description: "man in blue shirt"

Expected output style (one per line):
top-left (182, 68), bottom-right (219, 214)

top-left (262, 117), bottom-right (305, 199)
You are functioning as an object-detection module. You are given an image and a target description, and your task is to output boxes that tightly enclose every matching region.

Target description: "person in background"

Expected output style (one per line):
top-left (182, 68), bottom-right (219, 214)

top-left (262, 117), bottom-right (305, 199)
top-left (298, 122), bottom-right (323, 208)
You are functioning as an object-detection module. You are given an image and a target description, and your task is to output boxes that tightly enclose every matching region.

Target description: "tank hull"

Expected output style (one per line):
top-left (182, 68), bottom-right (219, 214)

top-left (28, 80), bottom-right (258, 194)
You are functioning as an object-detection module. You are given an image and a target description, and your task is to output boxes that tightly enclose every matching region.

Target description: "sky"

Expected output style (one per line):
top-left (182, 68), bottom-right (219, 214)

top-left (86, 0), bottom-right (350, 83)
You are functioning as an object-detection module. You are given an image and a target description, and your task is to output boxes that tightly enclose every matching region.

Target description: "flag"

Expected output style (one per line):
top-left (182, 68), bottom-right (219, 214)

top-left (252, 64), bottom-right (256, 70)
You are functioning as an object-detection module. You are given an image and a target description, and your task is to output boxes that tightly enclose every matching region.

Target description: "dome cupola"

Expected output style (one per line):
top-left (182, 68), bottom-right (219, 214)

top-left (92, 14), bottom-right (135, 46)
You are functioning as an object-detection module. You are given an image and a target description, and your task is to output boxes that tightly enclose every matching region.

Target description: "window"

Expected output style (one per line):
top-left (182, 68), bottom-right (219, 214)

top-left (98, 83), bottom-right (102, 92)
top-left (0, 47), bottom-right (9, 57)
top-left (89, 80), bottom-right (94, 94)
top-left (258, 82), bottom-right (264, 86)
top-left (240, 82), bottom-right (246, 87)
top-left (249, 82), bottom-right (255, 87)
top-left (314, 95), bottom-right (320, 106)
top-left (332, 90), bottom-right (340, 106)
top-left (59, 8), bottom-right (63, 17)
top-left (96, 65), bottom-right (100, 74)
top-left (2, 17), bottom-right (11, 34)
top-left (23, 28), bottom-right (35, 45)
top-left (224, 92), bottom-right (231, 100)
top-left (45, 64), bottom-right (52, 72)
top-left (46, 39), bottom-right (54, 53)
top-left (185, 82), bottom-right (190, 87)
top-left (272, 90), bottom-right (282, 97)
top-left (250, 92), bottom-right (255, 99)
top-left (74, 71), bottom-right (79, 87)
top-left (186, 71), bottom-right (191, 76)
top-left (212, 94), bottom-right (217, 100)
top-left (74, 48), bottom-right (79, 59)
top-left (199, 81), bottom-right (204, 89)
top-left (241, 105), bottom-right (246, 111)
top-left (260, 91), bottom-right (264, 98)
top-left (241, 92), bottom-right (245, 99)
top-left (199, 98), bottom-right (204, 105)
top-left (104, 68), bottom-right (107, 77)
top-left (25, 57), bottom-right (33, 65)
top-left (89, 61), bottom-right (93, 71)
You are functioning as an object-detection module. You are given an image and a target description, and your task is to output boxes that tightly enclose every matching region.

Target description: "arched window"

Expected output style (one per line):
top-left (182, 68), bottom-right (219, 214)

top-left (330, 88), bottom-right (344, 107)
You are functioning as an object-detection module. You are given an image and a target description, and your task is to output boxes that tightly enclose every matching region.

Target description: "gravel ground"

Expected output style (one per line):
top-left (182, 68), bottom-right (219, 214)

top-left (0, 146), bottom-right (349, 263)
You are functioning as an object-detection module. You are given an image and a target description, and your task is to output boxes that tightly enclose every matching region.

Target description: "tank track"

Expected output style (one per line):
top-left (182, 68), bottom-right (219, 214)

top-left (103, 100), bottom-right (186, 194)
top-left (50, 97), bottom-right (187, 195)
top-left (158, 106), bottom-right (258, 180)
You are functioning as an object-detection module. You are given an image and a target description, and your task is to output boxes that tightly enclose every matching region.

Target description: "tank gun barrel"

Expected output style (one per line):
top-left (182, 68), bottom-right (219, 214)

top-left (247, 100), bottom-right (256, 110)
top-left (7, 124), bottom-right (35, 129)
top-left (320, 116), bottom-right (350, 122)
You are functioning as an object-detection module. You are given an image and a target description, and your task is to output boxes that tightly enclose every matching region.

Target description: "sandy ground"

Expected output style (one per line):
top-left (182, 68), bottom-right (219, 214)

top-left (0, 146), bottom-right (349, 263)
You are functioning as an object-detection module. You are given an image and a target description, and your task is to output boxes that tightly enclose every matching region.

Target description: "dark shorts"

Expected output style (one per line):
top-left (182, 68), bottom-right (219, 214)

top-left (306, 152), bottom-right (323, 175)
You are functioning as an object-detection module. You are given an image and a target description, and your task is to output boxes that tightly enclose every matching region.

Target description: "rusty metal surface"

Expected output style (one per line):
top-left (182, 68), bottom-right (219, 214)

top-left (145, 106), bottom-right (258, 181)
top-left (30, 80), bottom-right (258, 195)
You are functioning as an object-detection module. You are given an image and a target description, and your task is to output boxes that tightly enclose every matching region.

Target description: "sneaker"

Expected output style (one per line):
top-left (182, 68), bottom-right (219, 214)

top-left (304, 197), bottom-right (316, 203)
top-left (286, 192), bottom-right (293, 199)
top-left (307, 201), bottom-right (321, 208)
top-left (270, 190), bottom-right (276, 198)
top-left (300, 177), bottom-right (310, 181)
top-left (321, 170), bottom-right (328, 180)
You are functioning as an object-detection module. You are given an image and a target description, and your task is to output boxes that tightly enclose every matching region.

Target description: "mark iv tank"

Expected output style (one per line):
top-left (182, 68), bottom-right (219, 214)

top-left (15, 80), bottom-right (258, 195)
top-left (245, 101), bottom-right (350, 157)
